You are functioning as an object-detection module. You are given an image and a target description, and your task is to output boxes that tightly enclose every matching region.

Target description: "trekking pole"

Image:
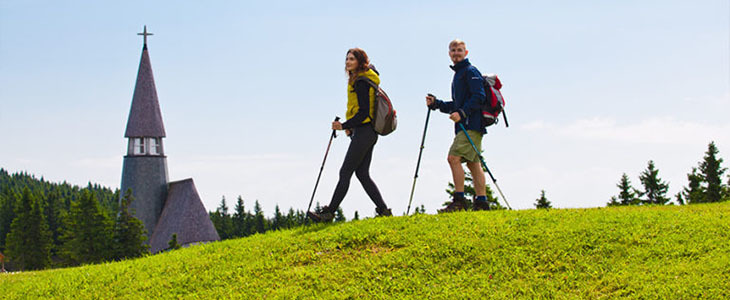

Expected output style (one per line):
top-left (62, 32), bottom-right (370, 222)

top-left (406, 106), bottom-right (432, 215)
top-left (458, 123), bottom-right (512, 210)
top-left (306, 116), bottom-right (340, 216)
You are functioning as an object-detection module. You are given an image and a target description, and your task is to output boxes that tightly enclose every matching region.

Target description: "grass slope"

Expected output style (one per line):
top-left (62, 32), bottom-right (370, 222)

top-left (2, 203), bottom-right (729, 299)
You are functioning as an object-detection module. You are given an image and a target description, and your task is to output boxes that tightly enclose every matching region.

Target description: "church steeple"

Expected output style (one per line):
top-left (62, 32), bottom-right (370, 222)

top-left (125, 26), bottom-right (165, 156)
top-left (120, 26), bottom-right (170, 239)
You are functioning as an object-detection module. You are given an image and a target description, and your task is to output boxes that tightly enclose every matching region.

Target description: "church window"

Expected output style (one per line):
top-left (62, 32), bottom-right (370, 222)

top-left (149, 138), bottom-right (161, 155)
top-left (134, 138), bottom-right (146, 155)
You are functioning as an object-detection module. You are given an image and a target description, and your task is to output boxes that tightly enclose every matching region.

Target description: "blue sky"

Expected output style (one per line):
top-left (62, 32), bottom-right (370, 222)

top-left (1, 1), bottom-right (728, 217)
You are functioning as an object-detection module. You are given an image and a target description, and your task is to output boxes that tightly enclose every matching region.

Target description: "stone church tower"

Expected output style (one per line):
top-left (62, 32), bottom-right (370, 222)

top-left (120, 27), bottom-right (219, 252)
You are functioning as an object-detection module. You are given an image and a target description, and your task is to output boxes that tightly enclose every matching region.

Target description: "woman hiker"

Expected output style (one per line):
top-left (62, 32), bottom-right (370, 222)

top-left (308, 48), bottom-right (392, 222)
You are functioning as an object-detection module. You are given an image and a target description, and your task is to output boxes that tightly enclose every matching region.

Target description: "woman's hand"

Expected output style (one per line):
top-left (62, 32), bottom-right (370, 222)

top-left (332, 121), bottom-right (343, 130)
top-left (345, 129), bottom-right (352, 136)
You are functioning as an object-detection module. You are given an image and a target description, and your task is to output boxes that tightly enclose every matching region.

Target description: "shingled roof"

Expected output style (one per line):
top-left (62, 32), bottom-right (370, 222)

top-left (124, 45), bottom-right (166, 138)
top-left (149, 178), bottom-right (220, 253)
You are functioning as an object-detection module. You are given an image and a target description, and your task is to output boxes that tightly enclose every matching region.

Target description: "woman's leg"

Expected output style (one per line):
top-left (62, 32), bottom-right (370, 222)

top-left (355, 143), bottom-right (387, 210)
top-left (327, 127), bottom-right (376, 211)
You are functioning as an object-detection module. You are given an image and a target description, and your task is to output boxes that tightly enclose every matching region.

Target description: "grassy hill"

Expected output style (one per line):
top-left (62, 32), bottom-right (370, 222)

top-left (2, 203), bottom-right (729, 299)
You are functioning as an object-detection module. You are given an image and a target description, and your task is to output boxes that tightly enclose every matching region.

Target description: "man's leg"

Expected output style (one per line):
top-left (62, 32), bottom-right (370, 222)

top-left (439, 155), bottom-right (468, 213)
top-left (448, 155), bottom-right (465, 192)
top-left (466, 161), bottom-right (486, 197)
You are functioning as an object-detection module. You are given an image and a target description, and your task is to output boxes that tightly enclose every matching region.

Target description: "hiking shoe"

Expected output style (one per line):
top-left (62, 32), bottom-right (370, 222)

top-left (473, 199), bottom-right (490, 211)
top-left (307, 206), bottom-right (334, 223)
top-left (375, 207), bottom-right (392, 217)
top-left (438, 195), bottom-right (467, 213)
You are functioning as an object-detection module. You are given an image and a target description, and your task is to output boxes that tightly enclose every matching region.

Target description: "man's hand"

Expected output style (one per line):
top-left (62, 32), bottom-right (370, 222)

top-left (332, 121), bottom-right (343, 130)
top-left (426, 94), bottom-right (435, 107)
top-left (449, 112), bottom-right (461, 123)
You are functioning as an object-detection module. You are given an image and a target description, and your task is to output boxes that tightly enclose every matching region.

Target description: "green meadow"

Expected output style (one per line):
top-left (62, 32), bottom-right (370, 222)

top-left (2, 202), bottom-right (729, 299)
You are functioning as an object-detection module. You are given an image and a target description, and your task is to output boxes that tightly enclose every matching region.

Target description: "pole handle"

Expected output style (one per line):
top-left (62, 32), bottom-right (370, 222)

top-left (333, 116), bottom-right (341, 138)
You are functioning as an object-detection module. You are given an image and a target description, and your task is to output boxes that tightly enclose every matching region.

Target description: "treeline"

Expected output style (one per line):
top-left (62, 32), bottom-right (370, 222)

top-left (0, 169), bottom-right (148, 271)
top-left (209, 197), bottom-right (355, 240)
top-left (608, 141), bottom-right (730, 206)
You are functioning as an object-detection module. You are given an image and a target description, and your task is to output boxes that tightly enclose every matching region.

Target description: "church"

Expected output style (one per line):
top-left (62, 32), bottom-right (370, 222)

top-left (120, 26), bottom-right (220, 253)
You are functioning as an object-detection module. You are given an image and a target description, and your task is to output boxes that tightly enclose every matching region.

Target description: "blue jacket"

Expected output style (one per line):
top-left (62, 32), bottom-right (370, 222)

top-left (431, 58), bottom-right (486, 134)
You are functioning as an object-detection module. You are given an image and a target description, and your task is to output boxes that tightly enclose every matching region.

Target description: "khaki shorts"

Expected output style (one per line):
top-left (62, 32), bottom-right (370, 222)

top-left (448, 130), bottom-right (483, 163)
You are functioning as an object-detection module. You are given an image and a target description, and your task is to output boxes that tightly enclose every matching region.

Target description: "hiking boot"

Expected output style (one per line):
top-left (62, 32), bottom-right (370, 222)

top-left (473, 198), bottom-right (490, 211)
top-left (438, 195), bottom-right (467, 213)
top-left (307, 206), bottom-right (334, 223)
top-left (375, 207), bottom-right (392, 217)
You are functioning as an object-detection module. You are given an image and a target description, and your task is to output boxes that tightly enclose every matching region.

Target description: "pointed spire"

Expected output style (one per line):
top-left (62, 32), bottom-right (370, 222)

top-left (124, 28), bottom-right (166, 138)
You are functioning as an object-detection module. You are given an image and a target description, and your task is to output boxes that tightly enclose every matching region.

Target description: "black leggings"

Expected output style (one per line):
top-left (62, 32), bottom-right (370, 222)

top-left (327, 124), bottom-right (387, 212)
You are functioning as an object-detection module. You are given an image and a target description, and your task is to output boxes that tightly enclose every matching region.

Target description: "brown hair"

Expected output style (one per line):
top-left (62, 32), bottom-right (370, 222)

top-left (346, 48), bottom-right (371, 84)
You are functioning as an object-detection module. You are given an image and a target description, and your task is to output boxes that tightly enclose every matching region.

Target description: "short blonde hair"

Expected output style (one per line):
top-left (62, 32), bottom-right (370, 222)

top-left (449, 39), bottom-right (466, 49)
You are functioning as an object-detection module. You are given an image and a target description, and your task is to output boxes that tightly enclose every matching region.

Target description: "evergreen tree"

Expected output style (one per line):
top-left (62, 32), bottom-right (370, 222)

top-left (272, 205), bottom-right (284, 230)
top-left (638, 160), bottom-right (670, 205)
top-left (253, 200), bottom-right (266, 234)
top-left (534, 190), bottom-right (552, 209)
top-left (334, 207), bottom-right (346, 222)
top-left (698, 141), bottom-right (726, 203)
top-left (5, 188), bottom-right (52, 270)
top-left (680, 167), bottom-right (705, 204)
top-left (0, 192), bottom-right (15, 252)
top-left (112, 189), bottom-right (149, 260)
top-left (43, 190), bottom-right (65, 255)
top-left (285, 208), bottom-right (297, 229)
top-left (168, 233), bottom-right (181, 251)
top-left (353, 211), bottom-right (359, 220)
top-left (608, 173), bottom-right (640, 206)
top-left (211, 196), bottom-right (233, 239)
top-left (61, 190), bottom-right (115, 265)
top-left (232, 196), bottom-right (246, 238)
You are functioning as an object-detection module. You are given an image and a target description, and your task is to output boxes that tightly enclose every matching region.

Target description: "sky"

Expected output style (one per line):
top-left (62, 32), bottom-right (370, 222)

top-left (1, 1), bottom-right (729, 218)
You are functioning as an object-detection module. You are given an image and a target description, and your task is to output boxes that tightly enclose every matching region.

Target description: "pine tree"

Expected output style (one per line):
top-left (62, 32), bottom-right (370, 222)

top-left (534, 190), bottom-right (552, 209)
top-left (61, 190), bottom-right (115, 265)
top-left (211, 196), bottom-right (233, 239)
top-left (112, 189), bottom-right (149, 260)
top-left (43, 190), bottom-right (65, 255)
top-left (168, 233), bottom-right (181, 251)
top-left (232, 196), bottom-right (246, 238)
top-left (272, 205), bottom-right (284, 230)
top-left (680, 167), bottom-right (705, 204)
top-left (608, 173), bottom-right (640, 206)
top-left (638, 160), bottom-right (670, 205)
top-left (5, 188), bottom-right (52, 270)
top-left (253, 200), bottom-right (266, 234)
top-left (334, 207), bottom-right (346, 222)
top-left (0, 192), bottom-right (15, 252)
top-left (353, 211), bottom-right (360, 220)
top-left (699, 141), bottom-right (726, 203)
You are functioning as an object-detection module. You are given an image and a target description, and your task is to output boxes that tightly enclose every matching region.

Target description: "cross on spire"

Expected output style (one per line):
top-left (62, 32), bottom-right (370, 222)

top-left (138, 25), bottom-right (153, 46)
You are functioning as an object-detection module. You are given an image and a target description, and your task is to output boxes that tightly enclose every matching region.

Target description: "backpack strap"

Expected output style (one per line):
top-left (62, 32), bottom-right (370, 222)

top-left (355, 76), bottom-right (379, 89)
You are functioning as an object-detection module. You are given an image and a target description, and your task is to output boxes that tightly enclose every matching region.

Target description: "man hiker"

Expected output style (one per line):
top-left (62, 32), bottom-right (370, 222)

top-left (426, 39), bottom-right (490, 212)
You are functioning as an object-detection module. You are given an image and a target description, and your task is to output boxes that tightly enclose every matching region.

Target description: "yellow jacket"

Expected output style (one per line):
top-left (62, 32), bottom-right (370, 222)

top-left (344, 69), bottom-right (380, 127)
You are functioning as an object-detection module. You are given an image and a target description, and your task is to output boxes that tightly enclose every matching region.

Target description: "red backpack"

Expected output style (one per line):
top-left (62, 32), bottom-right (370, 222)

top-left (481, 74), bottom-right (508, 128)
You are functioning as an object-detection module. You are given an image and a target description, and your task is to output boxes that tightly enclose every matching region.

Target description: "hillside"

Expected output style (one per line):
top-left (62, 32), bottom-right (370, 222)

top-left (2, 203), bottom-right (729, 299)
